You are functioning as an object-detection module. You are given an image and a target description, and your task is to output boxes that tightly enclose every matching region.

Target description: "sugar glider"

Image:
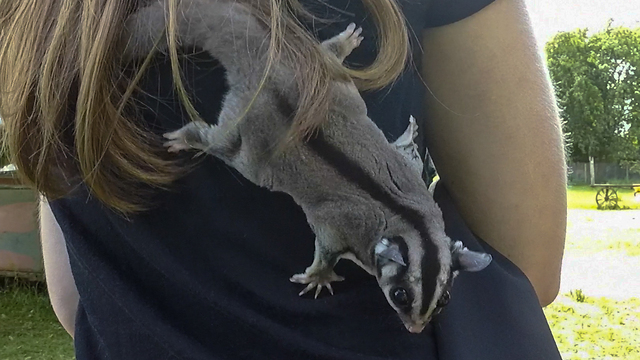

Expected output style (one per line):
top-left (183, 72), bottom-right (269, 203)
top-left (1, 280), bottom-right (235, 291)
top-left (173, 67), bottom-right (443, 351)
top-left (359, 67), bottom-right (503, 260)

top-left (124, 0), bottom-right (492, 334)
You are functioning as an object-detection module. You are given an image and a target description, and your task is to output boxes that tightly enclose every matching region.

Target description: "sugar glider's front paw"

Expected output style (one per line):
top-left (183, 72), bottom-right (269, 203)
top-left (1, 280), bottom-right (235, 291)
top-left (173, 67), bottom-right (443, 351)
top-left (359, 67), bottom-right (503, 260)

top-left (338, 23), bottom-right (364, 55)
top-left (323, 23), bottom-right (364, 61)
top-left (392, 116), bottom-right (423, 174)
top-left (290, 271), bottom-right (345, 298)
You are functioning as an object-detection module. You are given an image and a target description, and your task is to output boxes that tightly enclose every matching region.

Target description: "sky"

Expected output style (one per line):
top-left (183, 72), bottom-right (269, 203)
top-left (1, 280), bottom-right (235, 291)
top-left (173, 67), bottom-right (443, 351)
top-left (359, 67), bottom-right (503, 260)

top-left (524, 0), bottom-right (640, 50)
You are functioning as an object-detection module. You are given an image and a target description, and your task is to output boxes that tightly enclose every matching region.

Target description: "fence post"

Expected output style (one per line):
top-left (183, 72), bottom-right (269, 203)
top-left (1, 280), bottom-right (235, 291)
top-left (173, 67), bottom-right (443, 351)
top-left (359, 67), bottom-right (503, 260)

top-left (584, 163), bottom-right (588, 183)
top-left (589, 156), bottom-right (595, 185)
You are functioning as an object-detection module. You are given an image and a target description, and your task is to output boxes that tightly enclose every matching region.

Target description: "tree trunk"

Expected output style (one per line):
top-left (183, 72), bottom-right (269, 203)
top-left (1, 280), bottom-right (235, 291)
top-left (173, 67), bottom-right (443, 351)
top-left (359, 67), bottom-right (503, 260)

top-left (626, 164), bottom-right (630, 182)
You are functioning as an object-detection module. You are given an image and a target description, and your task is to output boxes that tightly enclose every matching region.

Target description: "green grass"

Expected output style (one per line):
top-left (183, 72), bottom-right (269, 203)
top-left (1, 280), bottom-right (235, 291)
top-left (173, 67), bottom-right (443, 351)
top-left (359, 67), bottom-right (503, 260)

top-left (0, 279), bottom-right (74, 360)
top-left (568, 185), bottom-right (640, 210)
top-left (544, 292), bottom-right (640, 359)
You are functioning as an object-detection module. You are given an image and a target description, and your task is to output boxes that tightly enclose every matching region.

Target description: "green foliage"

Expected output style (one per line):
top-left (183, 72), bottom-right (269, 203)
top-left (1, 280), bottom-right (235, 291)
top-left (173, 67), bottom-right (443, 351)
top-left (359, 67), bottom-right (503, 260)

top-left (621, 160), bottom-right (640, 175)
top-left (570, 289), bottom-right (587, 303)
top-left (545, 21), bottom-right (640, 163)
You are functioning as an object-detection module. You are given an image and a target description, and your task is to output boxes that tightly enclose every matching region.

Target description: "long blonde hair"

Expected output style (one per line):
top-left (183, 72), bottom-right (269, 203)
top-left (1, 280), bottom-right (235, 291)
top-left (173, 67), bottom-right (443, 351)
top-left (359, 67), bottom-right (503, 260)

top-left (0, 0), bottom-right (409, 214)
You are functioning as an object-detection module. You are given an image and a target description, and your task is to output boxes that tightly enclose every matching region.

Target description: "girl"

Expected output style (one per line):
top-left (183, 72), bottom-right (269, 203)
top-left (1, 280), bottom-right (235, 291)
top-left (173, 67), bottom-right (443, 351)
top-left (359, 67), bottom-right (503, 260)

top-left (0, 0), bottom-right (566, 358)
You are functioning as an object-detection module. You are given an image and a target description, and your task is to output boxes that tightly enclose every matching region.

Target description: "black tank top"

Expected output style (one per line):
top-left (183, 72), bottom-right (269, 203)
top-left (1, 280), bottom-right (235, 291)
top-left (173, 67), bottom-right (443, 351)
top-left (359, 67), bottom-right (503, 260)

top-left (50, 0), bottom-right (562, 358)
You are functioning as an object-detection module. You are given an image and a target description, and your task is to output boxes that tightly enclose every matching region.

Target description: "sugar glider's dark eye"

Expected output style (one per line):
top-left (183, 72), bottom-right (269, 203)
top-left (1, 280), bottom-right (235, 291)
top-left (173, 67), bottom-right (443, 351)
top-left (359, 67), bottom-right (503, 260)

top-left (437, 290), bottom-right (451, 308)
top-left (391, 288), bottom-right (410, 308)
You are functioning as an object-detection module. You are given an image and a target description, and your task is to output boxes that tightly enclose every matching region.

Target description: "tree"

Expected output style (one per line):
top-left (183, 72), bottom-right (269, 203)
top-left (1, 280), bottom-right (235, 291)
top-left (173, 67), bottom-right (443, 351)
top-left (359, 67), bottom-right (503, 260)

top-left (545, 21), bottom-right (640, 164)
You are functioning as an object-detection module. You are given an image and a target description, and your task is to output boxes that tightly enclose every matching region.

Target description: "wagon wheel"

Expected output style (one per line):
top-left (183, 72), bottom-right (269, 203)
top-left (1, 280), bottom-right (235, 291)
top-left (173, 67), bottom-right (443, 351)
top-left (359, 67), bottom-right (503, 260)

top-left (595, 188), bottom-right (619, 209)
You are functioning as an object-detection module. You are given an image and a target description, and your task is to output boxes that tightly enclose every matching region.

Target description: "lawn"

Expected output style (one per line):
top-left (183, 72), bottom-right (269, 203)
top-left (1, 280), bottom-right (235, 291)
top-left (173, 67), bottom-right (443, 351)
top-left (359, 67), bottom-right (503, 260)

top-left (0, 279), bottom-right (74, 360)
top-left (565, 185), bottom-right (640, 258)
top-left (568, 185), bottom-right (640, 210)
top-left (544, 292), bottom-right (640, 359)
top-left (564, 209), bottom-right (640, 257)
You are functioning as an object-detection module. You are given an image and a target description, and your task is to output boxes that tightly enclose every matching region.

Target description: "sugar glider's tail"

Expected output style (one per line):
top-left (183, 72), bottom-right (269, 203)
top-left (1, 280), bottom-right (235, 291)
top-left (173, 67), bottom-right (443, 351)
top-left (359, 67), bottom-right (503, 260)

top-left (122, 0), bottom-right (270, 78)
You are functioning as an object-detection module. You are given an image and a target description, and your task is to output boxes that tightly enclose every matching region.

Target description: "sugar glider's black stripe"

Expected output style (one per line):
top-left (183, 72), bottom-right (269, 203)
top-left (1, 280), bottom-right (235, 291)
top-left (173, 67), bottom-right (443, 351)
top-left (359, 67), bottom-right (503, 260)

top-left (274, 89), bottom-right (296, 123)
top-left (306, 130), bottom-right (440, 315)
top-left (420, 245), bottom-right (441, 315)
top-left (272, 90), bottom-right (441, 316)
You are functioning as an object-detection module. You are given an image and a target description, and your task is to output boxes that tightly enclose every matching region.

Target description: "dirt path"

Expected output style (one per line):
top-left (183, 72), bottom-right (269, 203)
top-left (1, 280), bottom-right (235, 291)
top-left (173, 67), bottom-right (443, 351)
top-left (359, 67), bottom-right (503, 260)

top-left (559, 210), bottom-right (640, 299)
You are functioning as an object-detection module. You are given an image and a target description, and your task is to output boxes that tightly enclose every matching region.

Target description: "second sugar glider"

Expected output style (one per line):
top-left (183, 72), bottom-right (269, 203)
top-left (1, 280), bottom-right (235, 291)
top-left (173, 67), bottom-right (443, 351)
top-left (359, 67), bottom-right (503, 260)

top-left (124, 0), bottom-right (492, 334)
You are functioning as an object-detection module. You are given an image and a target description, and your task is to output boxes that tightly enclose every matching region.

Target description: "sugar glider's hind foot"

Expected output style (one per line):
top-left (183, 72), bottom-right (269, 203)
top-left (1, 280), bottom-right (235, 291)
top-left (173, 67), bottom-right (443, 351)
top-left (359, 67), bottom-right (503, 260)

top-left (163, 120), bottom-right (213, 153)
top-left (163, 120), bottom-right (241, 160)
top-left (290, 271), bottom-right (345, 298)
top-left (393, 116), bottom-right (419, 149)
top-left (392, 116), bottom-right (423, 174)
top-left (322, 23), bottom-right (364, 62)
top-left (163, 133), bottom-right (191, 153)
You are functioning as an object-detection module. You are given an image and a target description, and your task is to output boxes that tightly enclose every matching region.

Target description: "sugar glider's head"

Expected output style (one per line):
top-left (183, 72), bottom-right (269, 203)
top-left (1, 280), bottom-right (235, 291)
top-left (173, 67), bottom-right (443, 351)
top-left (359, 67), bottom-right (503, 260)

top-left (373, 234), bottom-right (492, 334)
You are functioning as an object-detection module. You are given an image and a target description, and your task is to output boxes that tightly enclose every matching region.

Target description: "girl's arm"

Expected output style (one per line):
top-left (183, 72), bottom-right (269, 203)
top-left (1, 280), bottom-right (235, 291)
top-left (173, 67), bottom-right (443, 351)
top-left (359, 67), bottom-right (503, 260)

top-left (421, 0), bottom-right (567, 306)
top-left (41, 198), bottom-right (79, 337)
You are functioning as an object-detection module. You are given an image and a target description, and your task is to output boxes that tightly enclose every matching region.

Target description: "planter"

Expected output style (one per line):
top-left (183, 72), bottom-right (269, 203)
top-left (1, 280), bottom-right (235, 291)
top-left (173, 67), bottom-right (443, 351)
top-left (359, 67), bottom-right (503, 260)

top-left (0, 173), bottom-right (42, 280)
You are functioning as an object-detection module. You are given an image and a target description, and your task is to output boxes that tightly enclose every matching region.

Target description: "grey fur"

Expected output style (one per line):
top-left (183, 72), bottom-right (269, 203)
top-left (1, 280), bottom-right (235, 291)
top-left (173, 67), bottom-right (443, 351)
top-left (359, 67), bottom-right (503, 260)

top-left (124, 0), bottom-right (491, 333)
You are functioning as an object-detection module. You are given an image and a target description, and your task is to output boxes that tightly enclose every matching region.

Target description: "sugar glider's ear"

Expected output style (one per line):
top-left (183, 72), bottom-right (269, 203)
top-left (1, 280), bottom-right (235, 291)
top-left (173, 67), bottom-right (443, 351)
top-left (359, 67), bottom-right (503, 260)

top-left (451, 241), bottom-right (492, 272)
top-left (375, 238), bottom-right (406, 266)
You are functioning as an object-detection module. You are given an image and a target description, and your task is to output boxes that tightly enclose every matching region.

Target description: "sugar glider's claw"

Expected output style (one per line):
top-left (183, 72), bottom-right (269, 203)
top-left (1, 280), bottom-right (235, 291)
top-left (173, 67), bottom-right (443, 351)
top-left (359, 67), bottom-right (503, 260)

top-left (296, 282), bottom-right (334, 298)
top-left (342, 23), bottom-right (363, 50)
top-left (298, 283), bottom-right (315, 297)
top-left (163, 131), bottom-right (191, 153)
top-left (163, 139), bottom-right (191, 153)
top-left (326, 283), bottom-right (334, 296)
top-left (290, 271), bottom-right (344, 298)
